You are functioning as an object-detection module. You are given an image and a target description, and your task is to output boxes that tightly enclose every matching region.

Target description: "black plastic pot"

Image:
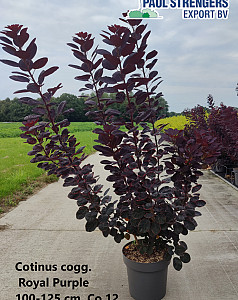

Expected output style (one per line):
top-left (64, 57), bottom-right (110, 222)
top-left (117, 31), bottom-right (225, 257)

top-left (122, 243), bottom-right (171, 300)
top-left (213, 163), bottom-right (225, 173)
top-left (233, 168), bottom-right (238, 186)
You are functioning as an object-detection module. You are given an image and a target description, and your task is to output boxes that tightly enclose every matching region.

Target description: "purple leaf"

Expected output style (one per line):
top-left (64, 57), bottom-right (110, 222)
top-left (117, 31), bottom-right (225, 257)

top-left (196, 200), bottom-right (206, 207)
top-left (33, 57), bottom-right (48, 69)
top-left (0, 59), bottom-right (18, 67)
top-left (93, 58), bottom-right (103, 70)
top-left (105, 109), bottom-right (121, 116)
top-left (146, 50), bottom-right (158, 60)
top-left (64, 108), bottom-right (74, 114)
top-left (135, 92), bottom-right (147, 105)
top-left (121, 42), bottom-right (135, 57)
top-left (27, 137), bottom-right (37, 144)
top-left (76, 206), bottom-right (89, 219)
top-left (19, 59), bottom-right (33, 71)
top-left (81, 38), bottom-right (94, 52)
top-left (146, 59), bottom-right (157, 70)
top-left (151, 81), bottom-right (163, 93)
top-left (0, 36), bottom-right (12, 45)
top-left (114, 83), bottom-right (127, 90)
top-left (14, 28), bottom-right (29, 48)
top-left (26, 38), bottom-right (37, 59)
top-left (116, 92), bottom-right (125, 102)
top-left (112, 71), bottom-right (124, 82)
top-left (138, 109), bottom-right (153, 122)
top-left (141, 31), bottom-right (151, 47)
top-left (9, 75), bottom-right (29, 82)
top-left (27, 83), bottom-right (40, 93)
top-left (38, 71), bottom-right (46, 85)
top-left (131, 32), bottom-right (141, 41)
top-left (165, 161), bottom-right (174, 169)
top-left (152, 76), bottom-right (162, 83)
top-left (96, 49), bottom-right (111, 55)
top-left (192, 184), bottom-right (202, 193)
top-left (149, 71), bottom-right (158, 79)
top-left (138, 218), bottom-right (150, 233)
top-left (85, 83), bottom-right (93, 89)
top-left (102, 59), bottom-right (117, 70)
top-left (14, 89), bottom-right (29, 94)
top-left (2, 46), bottom-right (17, 56)
top-left (73, 50), bottom-right (87, 62)
top-left (68, 64), bottom-right (82, 70)
top-left (72, 37), bottom-right (83, 45)
top-left (121, 64), bottom-right (136, 75)
top-left (104, 54), bottom-right (119, 66)
top-left (19, 97), bottom-right (39, 105)
top-left (43, 66), bottom-right (59, 77)
top-left (79, 87), bottom-right (89, 92)
top-left (57, 101), bottom-right (67, 115)
top-left (67, 42), bottom-right (79, 49)
top-left (102, 86), bottom-right (117, 93)
top-left (124, 52), bottom-right (144, 67)
top-left (136, 24), bottom-right (147, 35)
top-left (110, 35), bottom-right (122, 47)
top-left (85, 100), bottom-right (96, 106)
top-left (100, 76), bottom-right (117, 84)
top-left (75, 74), bottom-right (90, 81)
top-left (127, 19), bottom-right (142, 27)
top-left (32, 107), bottom-right (46, 115)
top-left (81, 62), bottom-right (93, 72)
top-left (93, 145), bottom-right (114, 156)
top-left (94, 68), bottom-right (103, 81)
top-left (69, 65), bottom-right (82, 70)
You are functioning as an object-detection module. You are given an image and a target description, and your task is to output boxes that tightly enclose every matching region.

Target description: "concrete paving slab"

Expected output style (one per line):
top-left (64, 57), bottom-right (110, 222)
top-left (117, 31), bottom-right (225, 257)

top-left (0, 152), bottom-right (238, 300)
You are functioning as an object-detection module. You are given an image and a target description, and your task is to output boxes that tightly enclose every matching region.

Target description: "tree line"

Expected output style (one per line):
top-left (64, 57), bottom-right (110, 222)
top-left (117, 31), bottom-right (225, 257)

top-left (0, 93), bottom-right (172, 122)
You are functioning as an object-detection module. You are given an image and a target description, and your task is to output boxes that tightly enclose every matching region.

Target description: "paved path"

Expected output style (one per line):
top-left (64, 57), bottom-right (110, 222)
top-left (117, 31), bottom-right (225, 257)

top-left (0, 152), bottom-right (238, 300)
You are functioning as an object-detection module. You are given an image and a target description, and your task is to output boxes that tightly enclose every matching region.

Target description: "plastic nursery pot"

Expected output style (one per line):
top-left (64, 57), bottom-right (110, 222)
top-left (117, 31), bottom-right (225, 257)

top-left (233, 168), bottom-right (238, 186)
top-left (122, 242), bottom-right (171, 300)
top-left (213, 163), bottom-right (225, 173)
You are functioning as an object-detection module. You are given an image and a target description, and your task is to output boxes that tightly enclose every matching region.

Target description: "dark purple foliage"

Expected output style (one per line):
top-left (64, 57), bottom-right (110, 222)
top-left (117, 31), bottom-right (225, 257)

top-left (184, 95), bottom-right (238, 169)
top-left (0, 18), bottom-right (220, 271)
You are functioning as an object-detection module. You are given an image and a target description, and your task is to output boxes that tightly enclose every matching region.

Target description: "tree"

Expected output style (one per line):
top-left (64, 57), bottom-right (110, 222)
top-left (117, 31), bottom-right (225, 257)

top-left (54, 93), bottom-right (90, 122)
top-left (0, 93), bottom-right (169, 122)
top-left (157, 97), bottom-right (169, 117)
top-left (0, 97), bottom-right (32, 121)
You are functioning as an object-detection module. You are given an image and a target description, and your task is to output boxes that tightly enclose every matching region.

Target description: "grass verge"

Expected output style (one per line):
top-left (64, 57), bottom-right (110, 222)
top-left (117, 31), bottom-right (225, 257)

top-left (0, 130), bottom-right (97, 216)
top-left (0, 173), bottom-right (58, 215)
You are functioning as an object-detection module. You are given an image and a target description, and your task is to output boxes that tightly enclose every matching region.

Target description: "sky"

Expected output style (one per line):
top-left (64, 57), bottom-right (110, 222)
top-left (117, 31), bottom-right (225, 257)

top-left (0, 0), bottom-right (237, 112)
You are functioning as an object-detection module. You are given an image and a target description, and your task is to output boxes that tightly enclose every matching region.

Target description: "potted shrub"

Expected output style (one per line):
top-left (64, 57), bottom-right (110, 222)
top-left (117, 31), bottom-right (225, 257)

top-left (0, 16), bottom-right (220, 299)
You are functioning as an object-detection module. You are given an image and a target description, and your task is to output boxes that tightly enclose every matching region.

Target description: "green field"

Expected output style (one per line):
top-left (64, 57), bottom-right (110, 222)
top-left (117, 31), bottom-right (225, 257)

top-left (0, 117), bottom-right (186, 213)
top-left (0, 122), bottom-right (100, 138)
top-left (0, 122), bottom-right (99, 212)
top-left (0, 138), bottom-right (43, 199)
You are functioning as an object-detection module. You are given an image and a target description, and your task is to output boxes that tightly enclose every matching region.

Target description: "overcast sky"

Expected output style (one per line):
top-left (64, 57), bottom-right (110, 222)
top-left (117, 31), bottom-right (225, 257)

top-left (0, 0), bottom-right (237, 112)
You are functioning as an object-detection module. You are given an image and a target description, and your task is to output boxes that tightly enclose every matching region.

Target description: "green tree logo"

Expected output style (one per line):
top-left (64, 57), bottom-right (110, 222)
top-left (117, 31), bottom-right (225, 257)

top-left (128, 8), bottom-right (161, 19)
top-left (142, 12), bottom-right (150, 18)
top-left (129, 10), bottom-right (143, 18)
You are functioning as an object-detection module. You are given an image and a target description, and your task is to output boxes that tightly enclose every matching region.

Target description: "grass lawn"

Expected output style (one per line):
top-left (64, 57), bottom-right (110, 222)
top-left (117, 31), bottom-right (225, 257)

top-left (0, 123), bottom-right (98, 214)
top-left (0, 137), bottom-right (43, 199)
